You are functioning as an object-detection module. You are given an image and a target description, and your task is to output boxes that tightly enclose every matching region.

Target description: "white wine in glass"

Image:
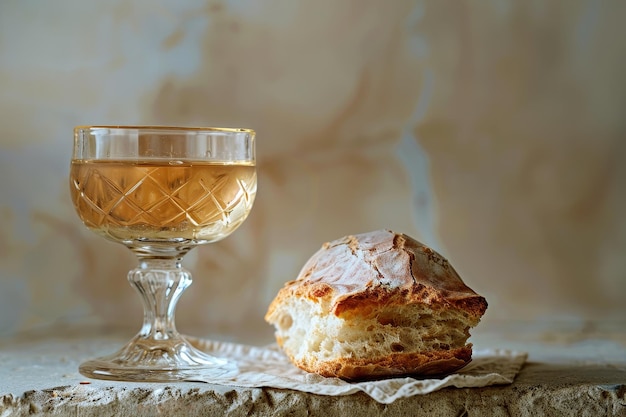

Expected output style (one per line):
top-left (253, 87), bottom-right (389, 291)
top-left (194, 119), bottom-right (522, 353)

top-left (69, 126), bottom-right (256, 381)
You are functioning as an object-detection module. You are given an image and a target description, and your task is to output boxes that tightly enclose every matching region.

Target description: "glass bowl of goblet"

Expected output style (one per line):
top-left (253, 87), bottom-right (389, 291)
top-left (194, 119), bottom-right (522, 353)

top-left (69, 125), bottom-right (256, 382)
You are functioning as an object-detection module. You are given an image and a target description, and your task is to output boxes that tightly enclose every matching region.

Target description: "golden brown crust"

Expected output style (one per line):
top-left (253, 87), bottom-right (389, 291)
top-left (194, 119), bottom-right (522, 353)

top-left (292, 346), bottom-right (473, 380)
top-left (265, 229), bottom-right (487, 321)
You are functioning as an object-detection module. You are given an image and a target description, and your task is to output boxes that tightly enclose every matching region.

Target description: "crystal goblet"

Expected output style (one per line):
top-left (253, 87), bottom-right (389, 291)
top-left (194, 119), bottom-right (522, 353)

top-left (69, 126), bottom-right (256, 381)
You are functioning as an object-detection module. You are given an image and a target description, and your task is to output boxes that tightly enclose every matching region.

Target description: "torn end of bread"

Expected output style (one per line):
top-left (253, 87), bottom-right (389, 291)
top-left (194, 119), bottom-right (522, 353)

top-left (267, 291), bottom-right (481, 380)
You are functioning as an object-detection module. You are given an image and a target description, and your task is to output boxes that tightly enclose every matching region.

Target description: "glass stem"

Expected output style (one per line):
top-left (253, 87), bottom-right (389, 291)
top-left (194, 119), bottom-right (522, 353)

top-left (128, 257), bottom-right (191, 341)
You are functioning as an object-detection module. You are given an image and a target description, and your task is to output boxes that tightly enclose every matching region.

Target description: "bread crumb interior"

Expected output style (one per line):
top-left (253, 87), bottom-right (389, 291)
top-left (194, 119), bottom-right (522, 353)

top-left (269, 297), bottom-right (478, 365)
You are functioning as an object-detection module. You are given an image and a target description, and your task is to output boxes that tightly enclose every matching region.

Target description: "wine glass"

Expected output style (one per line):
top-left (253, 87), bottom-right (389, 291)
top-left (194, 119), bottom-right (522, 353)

top-left (69, 125), bottom-right (256, 381)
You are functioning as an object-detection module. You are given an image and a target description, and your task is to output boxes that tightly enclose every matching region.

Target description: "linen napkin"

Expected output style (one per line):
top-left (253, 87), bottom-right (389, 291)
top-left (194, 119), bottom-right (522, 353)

top-left (187, 338), bottom-right (527, 404)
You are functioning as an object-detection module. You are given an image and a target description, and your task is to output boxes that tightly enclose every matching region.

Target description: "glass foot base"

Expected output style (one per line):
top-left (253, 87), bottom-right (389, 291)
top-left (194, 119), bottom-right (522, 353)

top-left (79, 336), bottom-right (238, 382)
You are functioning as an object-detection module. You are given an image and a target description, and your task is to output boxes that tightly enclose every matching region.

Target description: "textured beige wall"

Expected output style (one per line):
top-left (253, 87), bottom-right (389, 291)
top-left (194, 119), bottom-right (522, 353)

top-left (418, 1), bottom-right (626, 321)
top-left (0, 1), bottom-right (624, 344)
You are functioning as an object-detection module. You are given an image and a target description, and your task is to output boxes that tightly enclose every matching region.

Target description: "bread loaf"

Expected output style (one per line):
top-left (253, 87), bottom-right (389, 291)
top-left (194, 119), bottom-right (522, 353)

top-left (265, 229), bottom-right (487, 380)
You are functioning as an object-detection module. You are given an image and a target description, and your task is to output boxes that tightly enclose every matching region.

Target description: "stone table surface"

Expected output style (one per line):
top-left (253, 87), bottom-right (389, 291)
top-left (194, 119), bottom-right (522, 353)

top-left (0, 321), bottom-right (625, 416)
